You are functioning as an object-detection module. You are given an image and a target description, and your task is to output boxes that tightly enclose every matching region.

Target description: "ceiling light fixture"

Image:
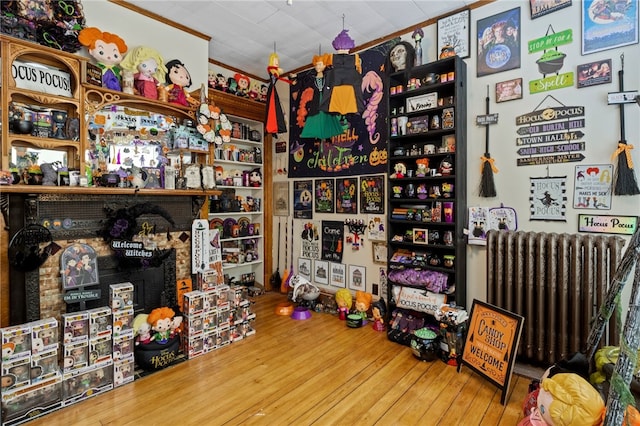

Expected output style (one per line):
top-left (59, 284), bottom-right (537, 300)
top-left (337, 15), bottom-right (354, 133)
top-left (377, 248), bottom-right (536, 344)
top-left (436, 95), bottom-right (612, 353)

top-left (286, 0), bottom-right (292, 5)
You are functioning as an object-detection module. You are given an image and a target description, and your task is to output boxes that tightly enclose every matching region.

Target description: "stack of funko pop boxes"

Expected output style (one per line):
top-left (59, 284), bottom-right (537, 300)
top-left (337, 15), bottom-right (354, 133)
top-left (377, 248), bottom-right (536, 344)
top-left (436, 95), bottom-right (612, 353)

top-left (1, 318), bottom-right (62, 425)
top-left (60, 306), bottom-right (113, 407)
top-left (181, 271), bottom-right (256, 359)
top-left (109, 283), bottom-right (136, 387)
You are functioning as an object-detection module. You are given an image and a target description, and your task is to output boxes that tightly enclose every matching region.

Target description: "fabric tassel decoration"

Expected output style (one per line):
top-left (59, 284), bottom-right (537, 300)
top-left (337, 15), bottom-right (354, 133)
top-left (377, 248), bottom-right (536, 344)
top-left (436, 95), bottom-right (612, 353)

top-left (479, 86), bottom-right (497, 197)
top-left (612, 54), bottom-right (639, 195)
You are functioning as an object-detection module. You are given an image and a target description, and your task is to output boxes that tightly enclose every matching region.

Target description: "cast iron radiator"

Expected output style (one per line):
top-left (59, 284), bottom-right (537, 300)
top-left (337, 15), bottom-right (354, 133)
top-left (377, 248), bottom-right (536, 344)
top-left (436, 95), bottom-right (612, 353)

top-left (486, 230), bottom-right (625, 366)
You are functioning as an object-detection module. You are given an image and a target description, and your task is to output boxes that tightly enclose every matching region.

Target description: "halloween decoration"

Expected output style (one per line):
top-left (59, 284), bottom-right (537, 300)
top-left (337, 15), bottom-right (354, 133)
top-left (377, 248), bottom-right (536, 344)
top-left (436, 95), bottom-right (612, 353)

top-left (284, 217), bottom-right (295, 291)
top-left (265, 51), bottom-right (291, 135)
top-left (164, 59), bottom-right (199, 107)
top-left (8, 224), bottom-right (53, 272)
top-left (269, 218), bottom-right (282, 291)
top-left (479, 86), bottom-right (498, 197)
top-left (120, 46), bottom-right (167, 100)
top-left (299, 53), bottom-right (344, 139)
top-left (78, 27), bottom-right (128, 91)
top-left (387, 40), bottom-right (415, 73)
top-left (280, 215), bottom-right (290, 294)
top-left (611, 54), bottom-right (639, 195)
top-left (335, 288), bottom-right (352, 320)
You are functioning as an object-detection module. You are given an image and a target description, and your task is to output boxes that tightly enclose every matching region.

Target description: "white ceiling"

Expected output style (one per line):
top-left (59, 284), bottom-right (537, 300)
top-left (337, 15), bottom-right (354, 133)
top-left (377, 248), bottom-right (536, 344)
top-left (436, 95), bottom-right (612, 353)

top-left (126, 0), bottom-right (473, 79)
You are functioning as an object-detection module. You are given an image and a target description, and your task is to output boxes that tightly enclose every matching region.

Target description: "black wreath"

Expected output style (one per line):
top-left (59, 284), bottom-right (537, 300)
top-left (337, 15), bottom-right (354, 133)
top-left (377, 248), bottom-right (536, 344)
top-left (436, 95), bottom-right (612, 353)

top-left (1, 0), bottom-right (86, 52)
top-left (98, 203), bottom-right (176, 269)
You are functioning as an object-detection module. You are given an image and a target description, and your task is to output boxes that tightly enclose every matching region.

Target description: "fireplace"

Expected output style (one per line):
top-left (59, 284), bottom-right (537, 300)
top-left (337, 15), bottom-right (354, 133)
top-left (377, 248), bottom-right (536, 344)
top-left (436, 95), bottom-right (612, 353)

top-left (65, 250), bottom-right (177, 315)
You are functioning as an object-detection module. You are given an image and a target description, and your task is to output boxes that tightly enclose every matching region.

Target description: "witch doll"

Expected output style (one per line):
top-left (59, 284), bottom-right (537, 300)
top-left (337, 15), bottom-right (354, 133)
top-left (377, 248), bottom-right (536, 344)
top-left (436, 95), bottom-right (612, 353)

top-left (265, 52), bottom-right (291, 135)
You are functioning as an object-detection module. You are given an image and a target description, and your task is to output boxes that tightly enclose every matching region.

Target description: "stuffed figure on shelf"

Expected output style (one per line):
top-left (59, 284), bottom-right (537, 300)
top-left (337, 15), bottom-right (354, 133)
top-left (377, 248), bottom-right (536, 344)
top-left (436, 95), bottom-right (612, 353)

top-left (78, 27), bottom-right (128, 92)
top-left (164, 59), bottom-right (199, 107)
top-left (120, 46), bottom-right (167, 100)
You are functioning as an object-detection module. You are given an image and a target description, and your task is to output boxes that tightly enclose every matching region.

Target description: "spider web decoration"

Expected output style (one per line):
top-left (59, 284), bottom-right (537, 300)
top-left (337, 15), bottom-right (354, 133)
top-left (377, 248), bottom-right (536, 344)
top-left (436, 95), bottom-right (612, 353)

top-left (529, 176), bottom-right (567, 221)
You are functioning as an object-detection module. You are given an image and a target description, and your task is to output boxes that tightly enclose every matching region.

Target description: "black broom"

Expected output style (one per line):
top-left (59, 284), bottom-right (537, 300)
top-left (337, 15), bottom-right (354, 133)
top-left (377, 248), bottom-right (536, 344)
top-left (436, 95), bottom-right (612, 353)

top-left (479, 86), bottom-right (497, 197)
top-left (612, 55), bottom-right (640, 195)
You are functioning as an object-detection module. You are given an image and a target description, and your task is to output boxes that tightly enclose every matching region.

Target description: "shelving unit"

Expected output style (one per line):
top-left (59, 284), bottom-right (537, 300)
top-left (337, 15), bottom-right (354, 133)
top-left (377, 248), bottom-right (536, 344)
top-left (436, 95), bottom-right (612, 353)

top-left (209, 113), bottom-right (264, 287)
top-left (386, 56), bottom-right (467, 346)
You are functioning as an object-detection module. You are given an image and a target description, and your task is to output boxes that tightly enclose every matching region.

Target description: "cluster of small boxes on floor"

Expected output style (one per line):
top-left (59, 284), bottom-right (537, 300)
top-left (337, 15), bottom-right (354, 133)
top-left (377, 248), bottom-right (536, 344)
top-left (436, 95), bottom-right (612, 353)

top-left (0, 283), bottom-right (135, 425)
top-left (181, 271), bottom-right (256, 359)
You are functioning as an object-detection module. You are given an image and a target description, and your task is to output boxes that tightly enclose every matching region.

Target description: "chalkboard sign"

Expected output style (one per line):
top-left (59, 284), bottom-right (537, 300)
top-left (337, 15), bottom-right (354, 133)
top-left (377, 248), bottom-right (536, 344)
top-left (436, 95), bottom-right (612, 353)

top-left (459, 299), bottom-right (524, 405)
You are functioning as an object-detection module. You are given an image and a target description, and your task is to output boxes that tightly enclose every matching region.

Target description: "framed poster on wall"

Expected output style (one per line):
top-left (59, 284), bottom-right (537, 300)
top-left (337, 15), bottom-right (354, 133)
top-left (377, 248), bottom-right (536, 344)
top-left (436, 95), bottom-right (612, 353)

top-left (437, 9), bottom-right (470, 58)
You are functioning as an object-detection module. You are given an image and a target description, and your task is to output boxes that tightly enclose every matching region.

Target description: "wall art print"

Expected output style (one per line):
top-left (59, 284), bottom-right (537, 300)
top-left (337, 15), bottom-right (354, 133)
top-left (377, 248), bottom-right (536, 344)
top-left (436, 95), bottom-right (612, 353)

top-left (299, 221), bottom-right (320, 260)
top-left (60, 243), bottom-right (99, 289)
top-left (581, 0), bottom-right (639, 55)
top-left (330, 262), bottom-right (346, 288)
top-left (314, 260), bottom-right (329, 285)
top-left (437, 9), bottom-right (471, 59)
top-left (321, 221), bottom-right (344, 263)
top-left (336, 178), bottom-right (358, 214)
top-left (348, 265), bottom-right (366, 291)
top-left (530, 0), bottom-right (572, 19)
top-left (297, 257), bottom-right (312, 281)
top-left (573, 164), bottom-right (613, 209)
top-left (477, 7), bottom-right (521, 77)
top-left (577, 59), bottom-right (612, 88)
top-left (287, 40), bottom-right (396, 178)
top-left (359, 175), bottom-right (385, 214)
top-left (314, 178), bottom-right (335, 213)
top-left (530, 176), bottom-right (567, 221)
top-left (293, 180), bottom-right (313, 219)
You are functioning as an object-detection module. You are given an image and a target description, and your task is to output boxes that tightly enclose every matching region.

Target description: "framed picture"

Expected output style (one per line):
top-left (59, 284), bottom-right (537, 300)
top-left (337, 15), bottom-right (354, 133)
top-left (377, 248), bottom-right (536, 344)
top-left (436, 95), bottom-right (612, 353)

top-left (293, 180), bottom-right (313, 219)
top-left (577, 59), bottom-right (612, 88)
top-left (273, 181), bottom-right (289, 216)
top-left (437, 9), bottom-right (471, 59)
top-left (372, 242), bottom-right (387, 264)
top-left (348, 265), bottom-right (366, 291)
top-left (529, 0), bottom-right (572, 19)
top-left (313, 260), bottom-right (329, 285)
top-left (297, 257), bottom-right (312, 281)
top-left (582, 0), bottom-right (638, 55)
top-left (413, 228), bottom-right (428, 244)
top-left (359, 175), bottom-right (385, 214)
top-left (477, 7), bottom-right (521, 77)
top-left (336, 178), bottom-right (357, 214)
top-left (314, 179), bottom-right (334, 213)
top-left (496, 78), bottom-right (523, 102)
top-left (329, 262), bottom-right (346, 288)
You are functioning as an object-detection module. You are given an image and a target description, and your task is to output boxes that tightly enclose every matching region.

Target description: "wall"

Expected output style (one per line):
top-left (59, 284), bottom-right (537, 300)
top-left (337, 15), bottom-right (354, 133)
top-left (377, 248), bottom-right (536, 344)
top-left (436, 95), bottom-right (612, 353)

top-left (81, 1), bottom-right (209, 90)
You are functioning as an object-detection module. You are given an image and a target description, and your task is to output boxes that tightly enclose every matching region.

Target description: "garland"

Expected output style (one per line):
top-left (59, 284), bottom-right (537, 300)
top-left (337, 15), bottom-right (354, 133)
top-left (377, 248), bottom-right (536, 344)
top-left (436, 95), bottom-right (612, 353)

top-left (98, 203), bottom-right (176, 269)
top-left (1, 0), bottom-right (86, 52)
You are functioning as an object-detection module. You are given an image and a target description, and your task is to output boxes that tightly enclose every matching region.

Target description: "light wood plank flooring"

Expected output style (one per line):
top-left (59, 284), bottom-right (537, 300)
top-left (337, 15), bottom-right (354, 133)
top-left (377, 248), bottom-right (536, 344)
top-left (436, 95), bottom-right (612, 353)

top-left (29, 292), bottom-right (529, 425)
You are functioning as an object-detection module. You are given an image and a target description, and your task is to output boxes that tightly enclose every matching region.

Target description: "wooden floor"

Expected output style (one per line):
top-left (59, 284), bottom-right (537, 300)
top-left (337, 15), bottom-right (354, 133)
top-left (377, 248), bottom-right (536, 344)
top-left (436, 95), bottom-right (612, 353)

top-left (31, 292), bottom-right (530, 425)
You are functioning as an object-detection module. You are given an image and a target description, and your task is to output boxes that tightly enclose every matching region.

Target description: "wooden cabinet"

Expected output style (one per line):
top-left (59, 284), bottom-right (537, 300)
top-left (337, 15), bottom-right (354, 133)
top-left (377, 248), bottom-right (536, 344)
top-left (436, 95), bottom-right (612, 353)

top-left (386, 56), bottom-right (467, 346)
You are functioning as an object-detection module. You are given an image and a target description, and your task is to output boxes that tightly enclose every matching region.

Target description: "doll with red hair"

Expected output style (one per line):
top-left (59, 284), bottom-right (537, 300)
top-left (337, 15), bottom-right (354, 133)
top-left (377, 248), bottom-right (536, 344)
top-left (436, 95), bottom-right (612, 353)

top-left (78, 27), bottom-right (128, 91)
top-left (147, 307), bottom-right (175, 344)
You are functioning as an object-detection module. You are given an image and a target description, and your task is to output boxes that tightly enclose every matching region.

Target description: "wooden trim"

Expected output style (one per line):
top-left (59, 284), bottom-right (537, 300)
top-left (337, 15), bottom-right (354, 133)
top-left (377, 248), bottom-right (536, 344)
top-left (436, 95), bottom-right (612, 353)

top-left (0, 186), bottom-right (221, 196)
top-left (208, 58), bottom-right (268, 84)
top-left (108, 0), bottom-right (212, 41)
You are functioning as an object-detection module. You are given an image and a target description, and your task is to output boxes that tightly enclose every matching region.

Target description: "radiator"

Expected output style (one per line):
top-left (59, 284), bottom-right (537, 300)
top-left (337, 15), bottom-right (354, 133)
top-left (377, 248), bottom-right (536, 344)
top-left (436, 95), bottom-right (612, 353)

top-left (486, 230), bottom-right (625, 366)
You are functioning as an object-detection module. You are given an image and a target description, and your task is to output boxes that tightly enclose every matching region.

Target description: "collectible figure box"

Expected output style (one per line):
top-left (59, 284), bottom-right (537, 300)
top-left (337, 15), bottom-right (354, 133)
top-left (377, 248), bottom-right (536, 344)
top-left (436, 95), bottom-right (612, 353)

top-left (112, 306), bottom-right (134, 337)
top-left (217, 328), bottom-right (230, 347)
top-left (1, 356), bottom-right (31, 390)
top-left (1, 375), bottom-right (62, 426)
top-left (183, 313), bottom-right (205, 337)
top-left (197, 270), bottom-right (222, 292)
top-left (231, 286), bottom-right (249, 308)
top-left (182, 290), bottom-right (205, 316)
top-left (216, 285), bottom-right (231, 309)
top-left (181, 334), bottom-right (204, 359)
top-left (203, 330), bottom-right (217, 353)
top-left (30, 318), bottom-right (58, 354)
top-left (1, 324), bottom-right (32, 361)
top-left (203, 290), bottom-right (218, 312)
top-left (229, 325), bottom-right (244, 343)
top-left (87, 307), bottom-right (112, 339)
top-left (109, 282), bottom-right (134, 311)
top-left (112, 334), bottom-right (134, 361)
top-left (113, 354), bottom-right (134, 387)
top-left (31, 348), bottom-right (59, 381)
top-left (217, 306), bottom-right (231, 329)
top-left (62, 362), bottom-right (113, 406)
top-left (241, 321), bottom-right (256, 338)
top-left (62, 312), bottom-right (89, 344)
top-left (204, 310), bottom-right (218, 332)
top-left (89, 334), bottom-right (113, 366)
top-left (62, 340), bottom-right (88, 372)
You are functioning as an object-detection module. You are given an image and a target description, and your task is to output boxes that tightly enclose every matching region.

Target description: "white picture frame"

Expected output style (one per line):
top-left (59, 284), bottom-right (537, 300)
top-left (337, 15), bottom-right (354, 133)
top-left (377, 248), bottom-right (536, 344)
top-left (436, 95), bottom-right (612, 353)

top-left (406, 92), bottom-right (438, 113)
top-left (314, 260), bottom-right (329, 285)
top-left (348, 265), bottom-right (366, 291)
top-left (329, 262), bottom-right (346, 288)
top-left (437, 9), bottom-right (471, 59)
top-left (297, 257), bottom-right (312, 280)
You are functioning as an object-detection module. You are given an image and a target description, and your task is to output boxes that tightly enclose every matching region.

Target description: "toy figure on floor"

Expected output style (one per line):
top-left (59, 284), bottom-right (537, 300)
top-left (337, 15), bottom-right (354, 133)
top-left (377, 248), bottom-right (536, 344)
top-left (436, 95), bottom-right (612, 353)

top-left (354, 291), bottom-right (372, 324)
top-left (335, 288), bottom-right (352, 321)
top-left (265, 52), bottom-right (292, 135)
top-left (147, 307), bottom-right (176, 344)
top-left (120, 46), bottom-right (167, 100)
top-left (164, 59), bottom-right (199, 107)
top-left (78, 27), bottom-right (128, 92)
top-left (371, 298), bottom-right (387, 331)
top-left (320, 29), bottom-right (364, 116)
top-left (298, 53), bottom-right (344, 140)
